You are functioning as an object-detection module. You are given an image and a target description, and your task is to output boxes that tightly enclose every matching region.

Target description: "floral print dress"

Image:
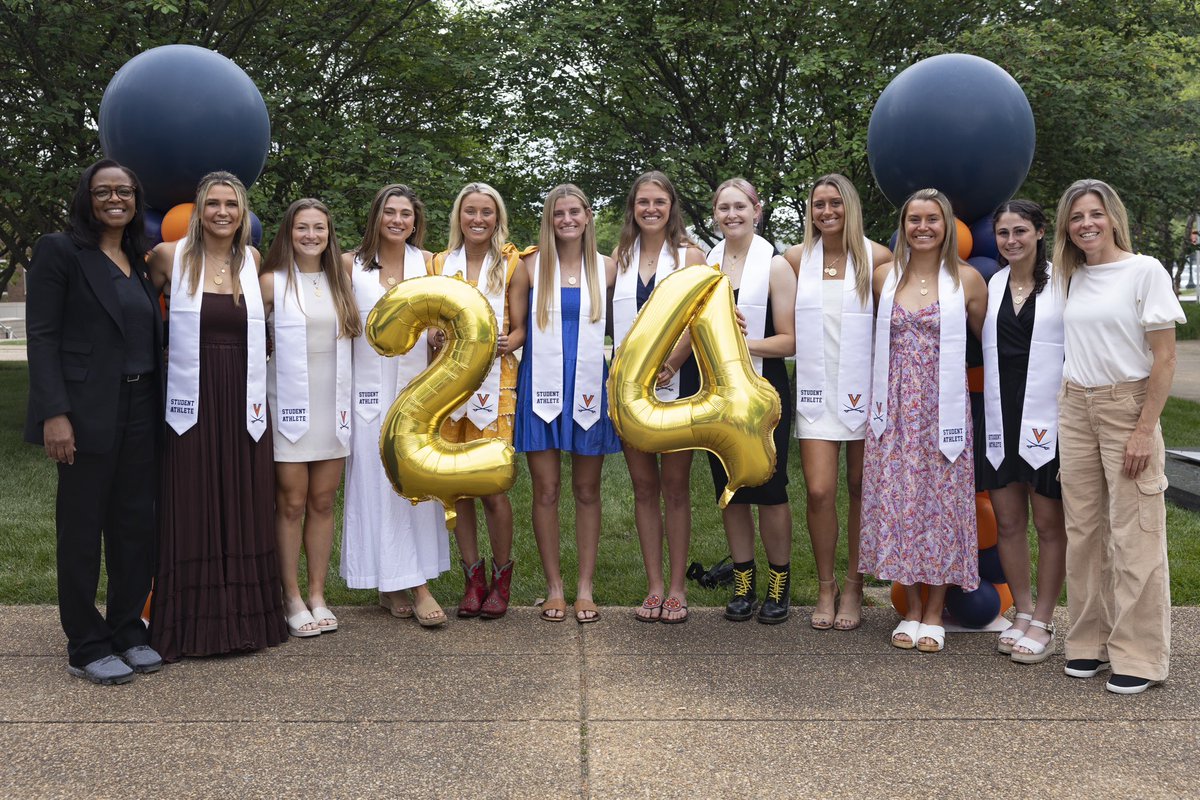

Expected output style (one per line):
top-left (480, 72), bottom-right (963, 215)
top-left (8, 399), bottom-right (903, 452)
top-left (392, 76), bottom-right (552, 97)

top-left (859, 302), bottom-right (979, 590)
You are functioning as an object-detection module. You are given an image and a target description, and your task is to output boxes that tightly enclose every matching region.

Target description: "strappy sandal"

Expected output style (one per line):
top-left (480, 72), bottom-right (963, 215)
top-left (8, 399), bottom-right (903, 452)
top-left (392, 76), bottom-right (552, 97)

top-left (833, 577), bottom-right (863, 631)
top-left (635, 594), bottom-right (663, 622)
top-left (997, 612), bottom-right (1033, 654)
top-left (538, 597), bottom-right (567, 622)
top-left (1011, 619), bottom-right (1055, 665)
top-left (810, 579), bottom-right (838, 631)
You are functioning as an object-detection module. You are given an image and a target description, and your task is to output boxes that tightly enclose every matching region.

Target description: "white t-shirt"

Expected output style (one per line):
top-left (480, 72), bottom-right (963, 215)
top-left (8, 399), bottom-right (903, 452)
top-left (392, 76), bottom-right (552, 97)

top-left (1062, 254), bottom-right (1184, 386)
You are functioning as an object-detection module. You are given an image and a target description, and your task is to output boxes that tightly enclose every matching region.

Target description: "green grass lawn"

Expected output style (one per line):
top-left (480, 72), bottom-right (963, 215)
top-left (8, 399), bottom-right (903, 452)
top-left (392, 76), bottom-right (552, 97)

top-left (3, 362), bottom-right (1199, 607)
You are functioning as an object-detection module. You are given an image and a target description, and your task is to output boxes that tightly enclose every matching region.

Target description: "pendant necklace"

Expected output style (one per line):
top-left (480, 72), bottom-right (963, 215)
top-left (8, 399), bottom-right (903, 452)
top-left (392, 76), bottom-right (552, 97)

top-left (824, 255), bottom-right (845, 277)
top-left (1012, 283), bottom-right (1028, 306)
top-left (207, 251), bottom-right (231, 286)
top-left (919, 277), bottom-right (929, 296)
top-left (308, 272), bottom-right (324, 298)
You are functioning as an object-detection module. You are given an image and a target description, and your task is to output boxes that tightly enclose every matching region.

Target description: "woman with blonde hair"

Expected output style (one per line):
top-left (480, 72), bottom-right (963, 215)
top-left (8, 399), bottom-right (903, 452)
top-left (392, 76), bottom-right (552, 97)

top-left (1055, 179), bottom-right (1183, 694)
top-left (612, 171), bottom-right (706, 623)
top-left (707, 178), bottom-right (798, 624)
top-left (785, 174), bottom-right (891, 630)
top-left (260, 199), bottom-right (360, 637)
top-left (434, 182), bottom-right (531, 620)
top-left (148, 171), bottom-right (286, 660)
top-left (341, 184), bottom-right (450, 627)
top-left (859, 188), bottom-right (988, 654)
top-left (511, 184), bottom-right (620, 622)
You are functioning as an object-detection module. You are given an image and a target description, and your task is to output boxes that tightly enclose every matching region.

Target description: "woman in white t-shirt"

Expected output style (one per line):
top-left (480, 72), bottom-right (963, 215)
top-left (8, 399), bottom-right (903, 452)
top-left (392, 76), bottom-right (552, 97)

top-left (1055, 179), bottom-right (1184, 695)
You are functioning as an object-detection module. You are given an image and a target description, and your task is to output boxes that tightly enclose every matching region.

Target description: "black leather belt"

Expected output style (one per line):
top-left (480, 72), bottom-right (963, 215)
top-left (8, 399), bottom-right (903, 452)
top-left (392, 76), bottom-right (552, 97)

top-left (123, 372), bottom-right (153, 382)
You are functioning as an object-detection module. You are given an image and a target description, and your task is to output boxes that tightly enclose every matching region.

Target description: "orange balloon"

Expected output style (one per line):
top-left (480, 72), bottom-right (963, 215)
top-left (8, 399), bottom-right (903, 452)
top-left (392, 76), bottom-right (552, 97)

top-left (976, 491), bottom-right (998, 549)
top-left (890, 582), bottom-right (931, 616)
top-left (956, 218), bottom-right (972, 261)
top-left (995, 582), bottom-right (1014, 616)
top-left (161, 203), bottom-right (194, 242)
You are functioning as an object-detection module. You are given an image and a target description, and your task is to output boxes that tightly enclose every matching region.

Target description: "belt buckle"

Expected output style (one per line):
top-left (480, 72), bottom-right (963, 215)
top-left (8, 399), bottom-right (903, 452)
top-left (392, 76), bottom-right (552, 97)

top-left (125, 374), bottom-right (141, 383)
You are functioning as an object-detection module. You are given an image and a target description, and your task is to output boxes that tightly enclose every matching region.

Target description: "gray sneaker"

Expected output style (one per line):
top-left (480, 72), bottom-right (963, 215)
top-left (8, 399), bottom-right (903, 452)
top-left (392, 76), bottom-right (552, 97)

top-left (67, 655), bottom-right (135, 685)
top-left (120, 645), bottom-right (164, 674)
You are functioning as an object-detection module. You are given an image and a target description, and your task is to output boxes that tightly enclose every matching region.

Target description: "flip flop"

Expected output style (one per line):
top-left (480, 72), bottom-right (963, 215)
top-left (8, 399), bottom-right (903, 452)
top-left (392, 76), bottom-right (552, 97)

top-left (635, 594), bottom-right (663, 622)
top-left (538, 597), bottom-right (567, 622)
top-left (310, 606), bottom-right (338, 633)
top-left (574, 598), bottom-right (601, 624)
top-left (660, 596), bottom-right (688, 625)
top-left (286, 609), bottom-right (322, 638)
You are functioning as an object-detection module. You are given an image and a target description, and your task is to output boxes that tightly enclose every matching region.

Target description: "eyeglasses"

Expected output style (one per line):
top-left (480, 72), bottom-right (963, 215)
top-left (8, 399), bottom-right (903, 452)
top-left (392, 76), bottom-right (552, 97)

top-left (91, 186), bottom-right (135, 201)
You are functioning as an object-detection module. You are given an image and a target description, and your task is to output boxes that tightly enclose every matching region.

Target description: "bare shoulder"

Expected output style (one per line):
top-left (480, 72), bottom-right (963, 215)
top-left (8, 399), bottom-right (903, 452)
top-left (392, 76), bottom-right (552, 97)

top-left (684, 245), bottom-right (706, 266)
top-left (960, 261), bottom-right (987, 293)
top-left (869, 239), bottom-right (893, 265)
top-left (782, 243), bottom-right (804, 270)
top-left (873, 261), bottom-right (894, 290)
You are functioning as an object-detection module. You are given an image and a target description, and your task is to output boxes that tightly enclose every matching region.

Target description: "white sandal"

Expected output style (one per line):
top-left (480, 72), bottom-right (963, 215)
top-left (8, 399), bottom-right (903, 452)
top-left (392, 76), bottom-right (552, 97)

top-left (916, 623), bottom-right (946, 653)
top-left (997, 612), bottom-right (1033, 654)
top-left (286, 609), bottom-right (322, 638)
top-left (1011, 619), bottom-right (1055, 665)
top-left (310, 606), bottom-right (338, 633)
top-left (891, 619), bottom-right (921, 650)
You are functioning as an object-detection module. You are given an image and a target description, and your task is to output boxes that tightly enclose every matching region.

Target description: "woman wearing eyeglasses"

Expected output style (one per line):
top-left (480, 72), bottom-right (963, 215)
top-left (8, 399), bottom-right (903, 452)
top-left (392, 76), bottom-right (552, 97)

top-left (25, 159), bottom-right (165, 684)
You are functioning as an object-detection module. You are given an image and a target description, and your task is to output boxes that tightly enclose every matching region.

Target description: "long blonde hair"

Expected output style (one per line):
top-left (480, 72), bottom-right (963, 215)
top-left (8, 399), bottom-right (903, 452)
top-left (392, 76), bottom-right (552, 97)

top-left (537, 184), bottom-right (602, 330)
top-left (446, 182), bottom-right (509, 295)
top-left (261, 198), bottom-right (361, 339)
top-left (356, 184), bottom-right (427, 268)
top-left (800, 174), bottom-right (872, 304)
top-left (180, 171), bottom-right (251, 303)
top-left (1053, 178), bottom-right (1133, 292)
top-left (892, 188), bottom-right (961, 288)
top-left (615, 170), bottom-right (694, 273)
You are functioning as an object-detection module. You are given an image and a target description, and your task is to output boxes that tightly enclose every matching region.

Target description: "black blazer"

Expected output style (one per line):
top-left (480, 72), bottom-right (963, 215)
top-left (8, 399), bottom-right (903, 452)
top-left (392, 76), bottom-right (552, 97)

top-left (24, 232), bottom-right (164, 453)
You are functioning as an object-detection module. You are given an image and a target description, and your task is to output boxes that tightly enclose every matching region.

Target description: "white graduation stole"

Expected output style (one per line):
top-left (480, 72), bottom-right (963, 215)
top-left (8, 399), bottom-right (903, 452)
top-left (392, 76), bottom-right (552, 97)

top-left (273, 266), bottom-right (353, 447)
top-left (165, 238), bottom-right (266, 440)
top-left (351, 247), bottom-right (428, 422)
top-left (982, 266), bottom-right (1064, 470)
top-left (530, 252), bottom-right (607, 430)
top-left (794, 239), bottom-right (874, 429)
top-left (870, 265), bottom-right (967, 461)
top-left (444, 247), bottom-right (506, 428)
top-left (708, 234), bottom-right (773, 376)
top-left (613, 239), bottom-right (687, 400)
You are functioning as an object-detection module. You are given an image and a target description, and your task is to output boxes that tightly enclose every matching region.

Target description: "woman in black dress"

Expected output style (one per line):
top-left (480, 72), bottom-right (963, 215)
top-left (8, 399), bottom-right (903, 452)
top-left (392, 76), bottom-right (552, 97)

top-left (976, 200), bottom-right (1065, 664)
top-left (706, 178), bottom-right (797, 624)
top-left (25, 159), bottom-right (164, 683)
top-left (147, 172), bottom-right (287, 661)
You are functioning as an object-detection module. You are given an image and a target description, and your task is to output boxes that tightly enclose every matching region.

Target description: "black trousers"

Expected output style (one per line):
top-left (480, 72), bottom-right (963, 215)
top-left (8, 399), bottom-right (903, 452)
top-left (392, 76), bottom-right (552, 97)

top-left (56, 378), bottom-right (157, 667)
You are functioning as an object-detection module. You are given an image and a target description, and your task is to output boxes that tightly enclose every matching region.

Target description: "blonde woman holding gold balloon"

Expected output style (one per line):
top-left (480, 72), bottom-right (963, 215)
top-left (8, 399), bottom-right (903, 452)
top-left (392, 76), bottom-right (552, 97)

top-left (612, 171), bottom-right (706, 624)
top-left (434, 182), bottom-right (529, 620)
top-left (510, 184), bottom-right (621, 623)
top-left (707, 178), bottom-right (797, 625)
top-left (340, 184), bottom-right (450, 627)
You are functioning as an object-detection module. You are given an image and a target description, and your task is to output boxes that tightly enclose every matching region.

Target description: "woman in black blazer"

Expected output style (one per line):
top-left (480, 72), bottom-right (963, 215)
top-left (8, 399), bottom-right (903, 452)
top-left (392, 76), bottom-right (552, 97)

top-left (25, 159), bottom-right (165, 684)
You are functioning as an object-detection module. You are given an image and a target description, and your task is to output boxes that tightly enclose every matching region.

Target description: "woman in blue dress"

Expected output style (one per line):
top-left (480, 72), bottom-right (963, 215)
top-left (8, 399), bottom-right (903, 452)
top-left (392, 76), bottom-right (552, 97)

top-left (510, 184), bottom-right (620, 623)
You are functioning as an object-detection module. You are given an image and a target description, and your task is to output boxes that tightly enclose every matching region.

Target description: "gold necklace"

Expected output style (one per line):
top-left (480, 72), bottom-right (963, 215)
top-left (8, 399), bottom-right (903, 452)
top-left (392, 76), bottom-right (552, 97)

top-left (206, 251), bottom-right (231, 285)
top-left (1012, 282), bottom-right (1029, 306)
top-left (307, 271), bottom-right (324, 298)
top-left (823, 255), bottom-right (845, 277)
top-left (919, 277), bottom-right (929, 296)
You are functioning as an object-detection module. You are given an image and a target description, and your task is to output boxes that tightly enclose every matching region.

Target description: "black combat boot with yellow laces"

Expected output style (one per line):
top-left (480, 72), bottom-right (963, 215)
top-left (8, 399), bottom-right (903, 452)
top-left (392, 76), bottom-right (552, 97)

top-left (724, 561), bottom-right (758, 621)
top-left (757, 562), bottom-right (791, 624)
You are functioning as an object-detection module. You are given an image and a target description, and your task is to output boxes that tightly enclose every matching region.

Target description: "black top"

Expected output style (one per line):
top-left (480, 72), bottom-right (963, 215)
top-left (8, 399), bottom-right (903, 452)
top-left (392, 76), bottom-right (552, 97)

top-left (973, 284), bottom-right (1061, 498)
top-left (107, 256), bottom-right (158, 375)
top-left (638, 271), bottom-right (699, 395)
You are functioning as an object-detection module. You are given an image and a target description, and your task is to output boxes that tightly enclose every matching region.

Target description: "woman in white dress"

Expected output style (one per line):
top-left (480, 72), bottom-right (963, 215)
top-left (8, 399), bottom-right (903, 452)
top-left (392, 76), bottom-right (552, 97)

top-left (784, 175), bottom-right (891, 631)
top-left (340, 184), bottom-right (450, 627)
top-left (262, 199), bottom-right (360, 637)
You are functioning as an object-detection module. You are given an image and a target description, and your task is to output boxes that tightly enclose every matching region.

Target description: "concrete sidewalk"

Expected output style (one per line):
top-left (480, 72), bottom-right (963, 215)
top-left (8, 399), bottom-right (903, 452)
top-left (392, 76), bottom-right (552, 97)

top-left (2, 605), bottom-right (1196, 798)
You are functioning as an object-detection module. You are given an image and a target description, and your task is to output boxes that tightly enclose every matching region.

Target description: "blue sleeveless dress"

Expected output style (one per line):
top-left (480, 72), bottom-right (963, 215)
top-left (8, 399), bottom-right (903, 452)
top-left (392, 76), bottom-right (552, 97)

top-left (515, 288), bottom-right (621, 456)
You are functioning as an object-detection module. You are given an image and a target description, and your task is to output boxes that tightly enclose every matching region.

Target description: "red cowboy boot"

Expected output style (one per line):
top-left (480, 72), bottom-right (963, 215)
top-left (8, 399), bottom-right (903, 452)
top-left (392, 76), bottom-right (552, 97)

top-left (480, 560), bottom-right (513, 619)
top-left (458, 559), bottom-right (487, 618)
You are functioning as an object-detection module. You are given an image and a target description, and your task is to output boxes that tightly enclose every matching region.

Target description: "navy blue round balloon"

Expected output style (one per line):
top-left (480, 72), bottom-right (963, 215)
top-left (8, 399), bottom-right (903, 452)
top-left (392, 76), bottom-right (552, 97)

top-left (969, 216), bottom-right (1000, 261)
top-left (888, 229), bottom-right (899, 252)
top-left (142, 207), bottom-right (164, 248)
top-left (249, 210), bottom-right (263, 247)
top-left (99, 45), bottom-right (270, 211)
top-left (868, 54), bottom-right (1035, 222)
top-left (968, 256), bottom-right (1000, 283)
top-left (945, 582), bottom-right (1001, 629)
top-left (978, 546), bottom-right (1007, 584)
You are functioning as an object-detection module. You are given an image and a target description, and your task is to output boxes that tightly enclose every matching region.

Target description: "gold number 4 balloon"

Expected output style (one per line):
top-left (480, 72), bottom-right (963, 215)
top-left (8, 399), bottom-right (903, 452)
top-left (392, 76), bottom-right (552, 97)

top-left (367, 274), bottom-right (517, 529)
top-left (608, 264), bottom-right (781, 507)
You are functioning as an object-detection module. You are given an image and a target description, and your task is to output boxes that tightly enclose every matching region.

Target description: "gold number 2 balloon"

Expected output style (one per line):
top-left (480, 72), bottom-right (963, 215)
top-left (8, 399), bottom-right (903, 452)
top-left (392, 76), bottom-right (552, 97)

top-left (608, 264), bottom-right (781, 506)
top-left (367, 274), bottom-right (517, 529)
